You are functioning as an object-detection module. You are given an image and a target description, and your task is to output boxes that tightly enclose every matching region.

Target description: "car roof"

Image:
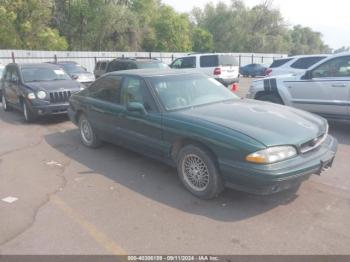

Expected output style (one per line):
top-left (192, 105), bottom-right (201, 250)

top-left (106, 68), bottom-right (204, 78)
top-left (8, 63), bottom-right (63, 70)
top-left (274, 54), bottom-right (329, 61)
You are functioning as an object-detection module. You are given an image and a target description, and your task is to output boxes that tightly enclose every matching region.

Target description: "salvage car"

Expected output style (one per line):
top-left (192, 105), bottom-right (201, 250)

top-left (240, 63), bottom-right (267, 77)
top-left (68, 69), bottom-right (337, 199)
top-left (1, 63), bottom-right (85, 122)
top-left (247, 52), bottom-right (350, 120)
top-left (55, 61), bottom-right (95, 87)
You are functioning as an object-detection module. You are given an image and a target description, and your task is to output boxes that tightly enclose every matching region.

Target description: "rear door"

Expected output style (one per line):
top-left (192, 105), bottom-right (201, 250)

top-left (218, 55), bottom-right (239, 79)
top-left (287, 55), bottom-right (350, 117)
top-left (84, 75), bottom-right (124, 141)
top-left (5, 66), bottom-right (21, 105)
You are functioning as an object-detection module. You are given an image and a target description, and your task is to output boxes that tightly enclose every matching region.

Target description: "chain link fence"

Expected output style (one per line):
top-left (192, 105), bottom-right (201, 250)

top-left (0, 50), bottom-right (287, 72)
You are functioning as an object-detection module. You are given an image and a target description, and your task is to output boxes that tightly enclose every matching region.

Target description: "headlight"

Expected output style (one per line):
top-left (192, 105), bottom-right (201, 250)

top-left (27, 93), bottom-right (36, 100)
top-left (246, 146), bottom-right (297, 164)
top-left (37, 91), bottom-right (47, 99)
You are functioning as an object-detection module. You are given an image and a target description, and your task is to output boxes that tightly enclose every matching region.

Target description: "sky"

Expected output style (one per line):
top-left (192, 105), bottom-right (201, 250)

top-left (162, 0), bottom-right (350, 50)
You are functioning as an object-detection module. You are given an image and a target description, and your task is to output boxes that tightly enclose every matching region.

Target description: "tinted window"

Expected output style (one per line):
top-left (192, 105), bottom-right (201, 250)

top-left (312, 56), bottom-right (350, 78)
top-left (149, 74), bottom-right (238, 110)
top-left (121, 76), bottom-right (157, 112)
top-left (100, 62), bottom-right (107, 70)
top-left (200, 55), bottom-right (218, 67)
top-left (21, 67), bottom-right (71, 82)
top-left (290, 56), bottom-right (326, 69)
top-left (107, 61), bottom-right (123, 72)
top-left (269, 58), bottom-right (293, 68)
top-left (95, 62), bottom-right (101, 70)
top-left (89, 75), bottom-right (123, 103)
top-left (218, 55), bottom-right (238, 66)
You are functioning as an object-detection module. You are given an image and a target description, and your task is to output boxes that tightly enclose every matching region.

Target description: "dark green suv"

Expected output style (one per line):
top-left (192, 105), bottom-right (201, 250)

top-left (106, 58), bottom-right (169, 73)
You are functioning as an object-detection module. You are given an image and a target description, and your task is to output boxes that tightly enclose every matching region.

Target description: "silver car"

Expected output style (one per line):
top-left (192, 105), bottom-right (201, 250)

top-left (247, 52), bottom-right (350, 119)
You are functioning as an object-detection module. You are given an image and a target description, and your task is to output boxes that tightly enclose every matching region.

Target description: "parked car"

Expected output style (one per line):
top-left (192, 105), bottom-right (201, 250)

top-left (0, 63), bottom-right (5, 97)
top-left (55, 61), bottom-right (95, 86)
top-left (170, 53), bottom-right (240, 86)
top-left (106, 58), bottom-right (169, 74)
top-left (1, 63), bottom-right (85, 122)
top-left (94, 60), bottom-right (110, 79)
top-left (265, 55), bottom-right (329, 77)
top-left (240, 63), bottom-right (267, 77)
top-left (68, 69), bottom-right (337, 199)
top-left (247, 52), bottom-right (350, 120)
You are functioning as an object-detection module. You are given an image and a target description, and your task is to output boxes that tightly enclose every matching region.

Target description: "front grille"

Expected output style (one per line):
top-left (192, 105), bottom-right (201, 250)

top-left (49, 91), bottom-right (71, 104)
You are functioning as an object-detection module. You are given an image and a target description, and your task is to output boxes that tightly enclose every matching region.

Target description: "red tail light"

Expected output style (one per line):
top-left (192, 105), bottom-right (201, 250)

top-left (230, 83), bottom-right (239, 92)
top-left (265, 68), bottom-right (272, 76)
top-left (213, 67), bottom-right (221, 76)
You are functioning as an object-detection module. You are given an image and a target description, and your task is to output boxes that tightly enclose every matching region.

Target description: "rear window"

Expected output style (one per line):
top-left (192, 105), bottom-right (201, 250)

top-left (218, 55), bottom-right (238, 66)
top-left (290, 56), bottom-right (326, 69)
top-left (200, 55), bottom-right (238, 67)
top-left (269, 58), bottom-right (293, 68)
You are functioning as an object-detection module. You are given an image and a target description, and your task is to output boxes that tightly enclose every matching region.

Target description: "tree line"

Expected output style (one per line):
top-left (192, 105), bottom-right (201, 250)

top-left (0, 0), bottom-right (341, 55)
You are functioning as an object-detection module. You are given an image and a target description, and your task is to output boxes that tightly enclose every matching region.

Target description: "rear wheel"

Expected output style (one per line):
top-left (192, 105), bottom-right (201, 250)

top-left (78, 114), bottom-right (102, 148)
top-left (258, 94), bottom-right (283, 105)
top-left (177, 145), bottom-right (224, 199)
top-left (2, 94), bottom-right (11, 112)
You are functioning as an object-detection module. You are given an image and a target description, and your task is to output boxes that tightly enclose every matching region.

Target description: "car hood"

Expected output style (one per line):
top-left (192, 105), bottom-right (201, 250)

top-left (171, 99), bottom-right (327, 147)
top-left (25, 80), bottom-right (82, 92)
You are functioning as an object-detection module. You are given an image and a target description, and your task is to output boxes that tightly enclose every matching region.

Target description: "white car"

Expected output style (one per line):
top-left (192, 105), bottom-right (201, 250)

top-left (247, 52), bottom-right (350, 119)
top-left (170, 53), bottom-right (240, 86)
top-left (266, 54), bottom-right (329, 77)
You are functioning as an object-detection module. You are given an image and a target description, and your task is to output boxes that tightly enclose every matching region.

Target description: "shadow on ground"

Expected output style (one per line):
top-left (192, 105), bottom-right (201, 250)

top-left (45, 128), bottom-right (301, 222)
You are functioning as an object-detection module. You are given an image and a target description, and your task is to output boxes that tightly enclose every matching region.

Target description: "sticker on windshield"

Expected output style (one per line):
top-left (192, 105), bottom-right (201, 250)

top-left (54, 70), bottom-right (65, 75)
top-left (208, 78), bottom-right (222, 86)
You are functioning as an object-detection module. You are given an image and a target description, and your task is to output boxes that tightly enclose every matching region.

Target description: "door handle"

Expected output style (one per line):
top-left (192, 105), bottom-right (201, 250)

top-left (332, 84), bottom-right (347, 88)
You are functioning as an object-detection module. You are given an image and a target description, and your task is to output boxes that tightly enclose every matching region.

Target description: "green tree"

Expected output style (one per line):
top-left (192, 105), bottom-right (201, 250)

top-left (191, 27), bottom-right (213, 52)
top-left (153, 5), bottom-right (192, 52)
top-left (0, 0), bottom-right (67, 50)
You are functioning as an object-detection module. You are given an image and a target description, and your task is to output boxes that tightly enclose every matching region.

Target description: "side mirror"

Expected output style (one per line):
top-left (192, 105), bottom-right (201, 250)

top-left (302, 70), bottom-right (312, 80)
top-left (72, 75), bottom-right (79, 80)
top-left (126, 102), bottom-right (147, 115)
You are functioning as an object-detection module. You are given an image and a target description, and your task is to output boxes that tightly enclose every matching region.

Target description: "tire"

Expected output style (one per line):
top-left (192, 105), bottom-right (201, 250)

top-left (177, 144), bottom-right (224, 199)
top-left (23, 100), bottom-right (37, 122)
top-left (258, 94), bottom-right (284, 105)
top-left (78, 114), bottom-right (102, 148)
top-left (2, 93), bottom-right (11, 112)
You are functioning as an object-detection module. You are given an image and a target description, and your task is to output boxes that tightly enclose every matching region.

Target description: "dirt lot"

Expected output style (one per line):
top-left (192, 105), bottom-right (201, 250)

top-left (0, 77), bottom-right (350, 255)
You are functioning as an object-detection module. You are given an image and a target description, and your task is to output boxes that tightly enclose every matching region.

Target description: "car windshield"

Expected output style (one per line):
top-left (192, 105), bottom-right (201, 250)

top-left (137, 62), bottom-right (169, 69)
top-left (149, 74), bottom-right (239, 111)
top-left (61, 63), bottom-right (87, 74)
top-left (22, 67), bottom-right (71, 82)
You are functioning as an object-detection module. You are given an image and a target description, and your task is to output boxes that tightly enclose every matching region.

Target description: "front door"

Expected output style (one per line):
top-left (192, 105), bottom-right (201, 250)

top-left (287, 55), bottom-right (350, 117)
top-left (118, 76), bottom-right (164, 158)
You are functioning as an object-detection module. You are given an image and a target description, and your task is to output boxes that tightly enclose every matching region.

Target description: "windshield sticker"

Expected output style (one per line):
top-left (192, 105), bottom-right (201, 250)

top-left (54, 70), bottom-right (65, 75)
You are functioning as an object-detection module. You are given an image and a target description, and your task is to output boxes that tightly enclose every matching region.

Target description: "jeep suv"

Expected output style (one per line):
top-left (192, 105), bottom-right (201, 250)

top-left (247, 52), bottom-right (350, 120)
top-left (170, 53), bottom-right (240, 86)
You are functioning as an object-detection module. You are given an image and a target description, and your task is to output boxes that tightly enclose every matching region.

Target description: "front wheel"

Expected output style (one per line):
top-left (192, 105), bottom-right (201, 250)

top-left (2, 94), bottom-right (11, 112)
top-left (23, 100), bottom-right (36, 122)
top-left (177, 145), bottom-right (224, 199)
top-left (78, 114), bottom-right (102, 148)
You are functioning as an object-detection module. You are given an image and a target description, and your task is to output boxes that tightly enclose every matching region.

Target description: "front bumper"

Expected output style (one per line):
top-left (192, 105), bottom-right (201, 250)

top-left (220, 135), bottom-right (338, 195)
top-left (29, 102), bottom-right (69, 116)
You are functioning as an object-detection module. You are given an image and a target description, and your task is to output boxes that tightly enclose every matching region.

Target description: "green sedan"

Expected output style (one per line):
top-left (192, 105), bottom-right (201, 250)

top-left (68, 69), bottom-right (337, 199)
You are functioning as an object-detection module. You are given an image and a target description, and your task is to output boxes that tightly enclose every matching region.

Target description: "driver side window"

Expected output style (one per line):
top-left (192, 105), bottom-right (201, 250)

top-left (312, 56), bottom-right (350, 78)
